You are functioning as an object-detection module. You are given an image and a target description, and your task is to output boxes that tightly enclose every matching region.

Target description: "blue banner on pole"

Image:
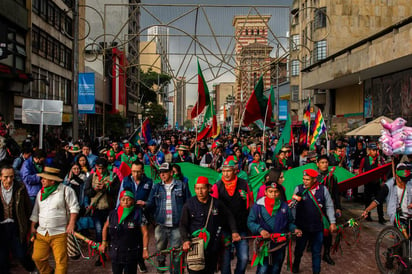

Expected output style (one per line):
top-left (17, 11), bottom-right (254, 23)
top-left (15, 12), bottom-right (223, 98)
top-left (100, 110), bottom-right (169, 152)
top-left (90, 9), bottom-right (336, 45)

top-left (78, 72), bottom-right (95, 114)
top-left (279, 100), bottom-right (288, 121)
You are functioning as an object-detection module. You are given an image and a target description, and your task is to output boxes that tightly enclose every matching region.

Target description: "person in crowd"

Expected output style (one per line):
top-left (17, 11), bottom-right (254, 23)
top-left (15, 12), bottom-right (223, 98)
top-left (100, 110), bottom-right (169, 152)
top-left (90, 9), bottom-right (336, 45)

top-left (292, 169), bottom-right (337, 274)
top-left (248, 151), bottom-right (267, 177)
top-left (76, 154), bottom-right (91, 177)
top-left (53, 141), bottom-right (74, 176)
top-left (297, 146), bottom-right (309, 167)
top-left (99, 190), bottom-right (149, 274)
top-left (117, 160), bottom-right (153, 272)
top-left (173, 145), bottom-right (193, 163)
top-left (20, 149), bottom-right (46, 205)
top-left (362, 163), bottom-right (412, 225)
top-left (63, 163), bottom-right (92, 232)
top-left (0, 165), bottom-right (36, 273)
top-left (12, 147), bottom-right (32, 183)
top-left (105, 149), bottom-right (123, 181)
top-left (180, 176), bottom-right (240, 274)
top-left (248, 181), bottom-right (302, 274)
top-left (161, 143), bottom-right (173, 164)
top-left (82, 144), bottom-right (98, 169)
top-left (68, 145), bottom-right (81, 159)
top-left (210, 146), bottom-right (224, 172)
top-left (111, 141), bottom-right (122, 155)
top-left (256, 168), bottom-right (286, 202)
top-left (85, 158), bottom-right (120, 266)
top-left (211, 159), bottom-right (253, 274)
top-left (120, 142), bottom-right (137, 168)
top-left (273, 147), bottom-right (290, 171)
top-left (351, 140), bottom-right (366, 170)
top-left (30, 167), bottom-right (80, 274)
top-left (305, 150), bottom-right (318, 164)
top-left (171, 164), bottom-right (189, 185)
top-left (199, 141), bottom-right (218, 168)
top-left (328, 145), bottom-right (347, 169)
top-left (143, 140), bottom-right (165, 168)
top-left (316, 155), bottom-right (342, 265)
top-left (193, 140), bottom-right (208, 165)
top-left (145, 162), bottom-right (191, 273)
top-left (359, 143), bottom-right (386, 224)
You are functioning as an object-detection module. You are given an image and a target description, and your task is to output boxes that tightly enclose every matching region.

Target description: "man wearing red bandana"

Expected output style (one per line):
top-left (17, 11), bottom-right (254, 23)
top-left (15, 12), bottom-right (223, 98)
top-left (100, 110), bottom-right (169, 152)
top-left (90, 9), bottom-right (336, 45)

top-left (120, 142), bottom-right (137, 168)
top-left (211, 160), bottom-right (253, 274)
top-left (180, 176), bottom-right (239, 273)
top-left (292, 169), bottom-right (336, 274)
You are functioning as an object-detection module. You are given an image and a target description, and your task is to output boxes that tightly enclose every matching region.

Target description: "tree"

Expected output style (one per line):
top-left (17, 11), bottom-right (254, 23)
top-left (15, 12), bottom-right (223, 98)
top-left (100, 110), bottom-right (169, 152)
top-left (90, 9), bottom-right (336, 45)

top-left (105, 112), bottom-right (127, 138)
top-left (144, 103), bottom-right (167, 130)
top-left (140, 69), bottom-right (171, 106)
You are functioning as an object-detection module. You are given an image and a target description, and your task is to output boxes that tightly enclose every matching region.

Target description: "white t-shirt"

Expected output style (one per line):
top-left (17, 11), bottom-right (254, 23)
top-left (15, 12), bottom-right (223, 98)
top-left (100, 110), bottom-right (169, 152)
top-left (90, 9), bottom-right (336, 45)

top-left (396, 186), bottom-right (408, 215)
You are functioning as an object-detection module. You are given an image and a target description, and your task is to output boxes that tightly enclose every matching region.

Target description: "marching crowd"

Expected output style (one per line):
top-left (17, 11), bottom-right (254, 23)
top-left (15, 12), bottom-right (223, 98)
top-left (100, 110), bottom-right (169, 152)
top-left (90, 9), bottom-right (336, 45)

top-left (1, 129), bottom-right (410, 274)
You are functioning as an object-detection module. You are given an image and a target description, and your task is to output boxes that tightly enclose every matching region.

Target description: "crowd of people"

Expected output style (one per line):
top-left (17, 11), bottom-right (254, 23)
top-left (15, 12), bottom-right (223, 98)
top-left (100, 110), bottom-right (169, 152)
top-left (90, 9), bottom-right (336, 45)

top-left (0, 128), bottom-right (408, 274)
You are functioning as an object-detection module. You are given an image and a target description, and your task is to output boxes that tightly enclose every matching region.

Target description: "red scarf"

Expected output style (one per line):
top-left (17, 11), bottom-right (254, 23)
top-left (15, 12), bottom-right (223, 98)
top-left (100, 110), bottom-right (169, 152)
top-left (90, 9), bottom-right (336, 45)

top-left (222, 177), bottom-right (238, 196)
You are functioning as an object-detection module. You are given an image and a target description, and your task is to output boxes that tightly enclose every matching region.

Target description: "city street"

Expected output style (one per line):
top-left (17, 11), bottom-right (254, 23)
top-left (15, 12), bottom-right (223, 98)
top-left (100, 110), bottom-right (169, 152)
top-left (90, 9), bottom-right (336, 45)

top-left (11, 199), bottom-right (382, 274)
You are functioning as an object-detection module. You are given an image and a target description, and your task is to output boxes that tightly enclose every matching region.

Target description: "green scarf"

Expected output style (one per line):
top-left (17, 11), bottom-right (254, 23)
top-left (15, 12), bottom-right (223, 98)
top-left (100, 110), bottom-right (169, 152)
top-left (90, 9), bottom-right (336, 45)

top-left (117, 205), bottom-right (135, 224)
top-left (369, 155), bottom-right (376, 166)
top-left (40, 183), bottom-right (59, 201)
top-left (34, 162), bottom-right (43, 173)
top-left (333, 153), bottom-right (340, 162)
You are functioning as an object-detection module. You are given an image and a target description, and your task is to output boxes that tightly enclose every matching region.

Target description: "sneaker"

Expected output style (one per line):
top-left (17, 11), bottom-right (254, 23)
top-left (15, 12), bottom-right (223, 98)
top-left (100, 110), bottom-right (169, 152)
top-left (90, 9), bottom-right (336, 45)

top-left (138, 262), bottom-right (148, 273)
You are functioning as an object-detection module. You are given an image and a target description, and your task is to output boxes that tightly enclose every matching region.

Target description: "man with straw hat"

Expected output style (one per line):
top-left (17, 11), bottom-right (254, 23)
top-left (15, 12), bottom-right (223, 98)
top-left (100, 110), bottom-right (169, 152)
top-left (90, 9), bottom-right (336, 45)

top-left (173, 145), bottom-right (192, 163)
top-left (180, 176), bottom-right (239, 273)
top-left (30, 166), bottom-right (80, 274)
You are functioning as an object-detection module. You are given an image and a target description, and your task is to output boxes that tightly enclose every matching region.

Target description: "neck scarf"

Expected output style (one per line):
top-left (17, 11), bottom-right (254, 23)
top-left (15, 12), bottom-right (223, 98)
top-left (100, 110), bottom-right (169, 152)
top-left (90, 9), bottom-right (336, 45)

top-left (334, 153), bottom-right (340, 162)
top-left (40, 183), bottom-right (59, 201)
top-left (277, 156), bottom-right (286, 167)
top-left (34, 162), bottom-right (43, 173)
top-left (117, 205), bottom-right (135, 224)
top-left (222, 176), bottom-right (238, 196)
top-left (96, 169), bottom-right (109, 182)
top-left (264, 197), bottom-right (281, 216)
top-left (369, 155), bottom-right (377, 167)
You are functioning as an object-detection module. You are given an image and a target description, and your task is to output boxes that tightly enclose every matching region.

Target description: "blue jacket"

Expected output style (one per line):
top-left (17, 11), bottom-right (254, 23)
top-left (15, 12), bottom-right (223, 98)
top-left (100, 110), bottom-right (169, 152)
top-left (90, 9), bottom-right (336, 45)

top-left (87, 154), bottom-right (98, 168)
top-left (116, 174), bottom-right (153, 207)
top-left (143, 151), bottom-right (165, 166)
top-left (248, 197), bottom-right (296, 235)
top-left (146, 179), bottom-right (191, 226)
top-left (20, 156), bottom-right (42, 197)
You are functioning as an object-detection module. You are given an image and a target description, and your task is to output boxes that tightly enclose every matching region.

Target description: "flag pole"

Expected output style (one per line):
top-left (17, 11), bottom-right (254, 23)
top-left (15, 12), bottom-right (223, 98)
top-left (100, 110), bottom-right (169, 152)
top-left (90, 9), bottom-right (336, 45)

top-left (307, 98), bottom-right (311, 147)
top-left (237, 107), bottom-right (247, 138)
top-left (262, 97), bottom-right (269, 158)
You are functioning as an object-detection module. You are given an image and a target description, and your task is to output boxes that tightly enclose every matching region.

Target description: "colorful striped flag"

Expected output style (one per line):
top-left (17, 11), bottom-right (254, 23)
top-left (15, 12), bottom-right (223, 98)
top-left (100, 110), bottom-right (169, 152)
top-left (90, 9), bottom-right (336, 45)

top-left (300, 98), bottom-right (311, 146)
top-left (310, 109), bottom-right (327, 150)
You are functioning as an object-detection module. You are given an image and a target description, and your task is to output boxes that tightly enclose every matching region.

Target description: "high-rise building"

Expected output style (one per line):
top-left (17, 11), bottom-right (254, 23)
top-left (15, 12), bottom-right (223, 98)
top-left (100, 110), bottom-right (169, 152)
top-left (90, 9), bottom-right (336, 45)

top-left (174, 76), bottom-right (186, 128)
top-left (0, 0), bottom-right (75, 139)
top-left (232, 15), bottom-right (273, 126)
top-left (290, 0), bottom-right (412, 130)
top-left (147, 26), bottom-right (169, 73)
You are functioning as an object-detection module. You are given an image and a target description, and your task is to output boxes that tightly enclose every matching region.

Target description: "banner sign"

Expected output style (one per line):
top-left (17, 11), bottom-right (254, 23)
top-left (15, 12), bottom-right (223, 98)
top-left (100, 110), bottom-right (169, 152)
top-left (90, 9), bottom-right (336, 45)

top-left (78, 72), bottom-right (95, 114)
top-left (279, 100), bottom-right (288, 121)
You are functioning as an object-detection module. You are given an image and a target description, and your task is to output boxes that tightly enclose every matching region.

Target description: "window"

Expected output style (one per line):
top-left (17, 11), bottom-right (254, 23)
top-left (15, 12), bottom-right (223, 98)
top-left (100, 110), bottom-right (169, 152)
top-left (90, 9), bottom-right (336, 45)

top-left (32, 27), bottom-right (40, 53)
top-left (314, 7), bottom-right (327, 29)
top-left (256, 29), bottom-right (259, 35)
top-left (291, 60), bottom-right (300, 76)
top-left (314, 40), bottom-right (327, 62)
top-left (292, 34), bottom-right (300, 51)
top-left (291, 85), bottom-right (299, 101)
top-left (245, 29), bottom-right (248, 35)
top-left (32, 0), bottom-right (40, 14)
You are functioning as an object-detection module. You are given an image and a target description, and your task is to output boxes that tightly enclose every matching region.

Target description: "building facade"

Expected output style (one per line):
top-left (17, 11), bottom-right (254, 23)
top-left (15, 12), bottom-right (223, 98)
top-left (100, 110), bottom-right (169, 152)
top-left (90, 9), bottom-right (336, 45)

top-left (174, 76), bottom-right (186, 128)
top-left (290, 0), bottom-right (412, 131)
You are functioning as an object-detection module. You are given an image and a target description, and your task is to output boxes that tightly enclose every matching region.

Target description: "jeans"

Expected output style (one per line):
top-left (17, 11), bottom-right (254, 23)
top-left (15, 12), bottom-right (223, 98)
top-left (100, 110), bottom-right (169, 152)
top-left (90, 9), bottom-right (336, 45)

top-left (112, 262), bottom-right (138, 274)
top-left (92, 209), bottom-right (109, 242)
top-left (221, 231), bottom-right (249, 274)
top-left (154, 225), bottom-right (181, 274)
top-left (256, 247), bottom-right (285, 274)
top-left (0, 222), bottom-right (36, 273)
top-left (294, 231), bottom-right (323, 273)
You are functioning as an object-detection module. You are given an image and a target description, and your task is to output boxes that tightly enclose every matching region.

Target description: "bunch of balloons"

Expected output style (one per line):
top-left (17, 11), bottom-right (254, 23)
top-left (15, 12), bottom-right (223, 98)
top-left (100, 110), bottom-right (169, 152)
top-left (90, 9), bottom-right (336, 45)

top-left (380, 117), bottom-right (412, 156)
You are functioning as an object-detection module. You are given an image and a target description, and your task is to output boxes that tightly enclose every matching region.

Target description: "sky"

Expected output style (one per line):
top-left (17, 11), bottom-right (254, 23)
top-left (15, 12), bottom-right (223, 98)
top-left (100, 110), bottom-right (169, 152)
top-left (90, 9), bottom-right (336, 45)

top-left (138, 0), bottom-right (293, 123)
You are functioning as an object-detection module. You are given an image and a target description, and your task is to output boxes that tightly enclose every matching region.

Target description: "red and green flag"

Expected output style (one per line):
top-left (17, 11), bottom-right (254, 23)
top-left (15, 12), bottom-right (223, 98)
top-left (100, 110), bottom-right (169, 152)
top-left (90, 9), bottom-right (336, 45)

top-left (243, 76), bottom-right (268, 126)
top-left (310, 109), bottom-right (327, 150)
top-left (196, 75), bottom-right (217, 141)
top-left (265, 85), bottom-right (276, 127)
top-left (191, 60), bottom-right (210, 119)
top-left (274, 112), bottom-right (293, 155)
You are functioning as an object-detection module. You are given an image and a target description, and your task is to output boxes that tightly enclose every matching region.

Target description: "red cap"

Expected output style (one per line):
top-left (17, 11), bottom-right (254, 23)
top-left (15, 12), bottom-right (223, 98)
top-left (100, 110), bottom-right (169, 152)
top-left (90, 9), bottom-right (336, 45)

top-left (303, 169), bottom-right (319, 178)
top-left (196, 176), bottom-right (210, 185)
top-left (211, 142), bottom-right (218, 149)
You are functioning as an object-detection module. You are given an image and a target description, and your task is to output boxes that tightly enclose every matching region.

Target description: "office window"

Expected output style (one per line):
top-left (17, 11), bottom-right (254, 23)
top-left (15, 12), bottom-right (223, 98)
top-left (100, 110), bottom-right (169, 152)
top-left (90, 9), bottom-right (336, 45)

top-left (291, 60), bottom-right (300, 76)
top-left (291, 85), bottom-right (299, 101)
top-left (314, 40), bottom-right (327, 62)
top-left (314, 7), bottom-right (327, 29)
top-left (292, 34), bottom-right (300, 51)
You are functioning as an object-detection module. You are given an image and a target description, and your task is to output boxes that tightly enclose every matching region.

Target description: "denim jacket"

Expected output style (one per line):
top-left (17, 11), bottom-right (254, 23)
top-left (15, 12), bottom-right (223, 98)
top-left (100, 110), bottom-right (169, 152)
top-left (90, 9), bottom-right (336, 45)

top-left (146, 179), bottom-right (191, 226)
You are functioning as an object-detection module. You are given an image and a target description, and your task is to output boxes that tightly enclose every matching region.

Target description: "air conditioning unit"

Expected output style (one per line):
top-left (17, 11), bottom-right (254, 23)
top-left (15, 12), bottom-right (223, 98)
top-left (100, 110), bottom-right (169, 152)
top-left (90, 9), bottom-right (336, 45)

top-left (314, 89), bottom-right (326, 94)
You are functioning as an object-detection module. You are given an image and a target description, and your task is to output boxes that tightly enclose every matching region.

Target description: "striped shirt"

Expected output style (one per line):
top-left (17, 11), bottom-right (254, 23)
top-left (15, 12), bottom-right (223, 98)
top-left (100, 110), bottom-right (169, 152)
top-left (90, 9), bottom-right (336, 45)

top-left (164, 183), bottom-right (173, 227)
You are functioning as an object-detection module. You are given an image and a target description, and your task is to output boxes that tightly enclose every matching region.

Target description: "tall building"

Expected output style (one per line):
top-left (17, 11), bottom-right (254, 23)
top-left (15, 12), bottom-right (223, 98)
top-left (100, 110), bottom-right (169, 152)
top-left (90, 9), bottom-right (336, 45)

top-left (174, 76), bottom-right (186, 128)
top-left (289, 0), bottom-right (412, 130)
top-left (232, 15), bottom-right (273, 125)
top-left (214, 82), bottom-right (235, 117)
top-left (0, 0), bottom-right (75, 140)
top-left (147, 26), bottom-right (169, 73)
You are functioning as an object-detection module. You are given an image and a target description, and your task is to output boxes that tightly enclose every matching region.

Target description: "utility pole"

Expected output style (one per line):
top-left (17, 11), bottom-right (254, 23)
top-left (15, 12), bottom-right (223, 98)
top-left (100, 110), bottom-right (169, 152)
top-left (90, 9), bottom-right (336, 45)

top-left (72, 0), bottom-right (79, 140)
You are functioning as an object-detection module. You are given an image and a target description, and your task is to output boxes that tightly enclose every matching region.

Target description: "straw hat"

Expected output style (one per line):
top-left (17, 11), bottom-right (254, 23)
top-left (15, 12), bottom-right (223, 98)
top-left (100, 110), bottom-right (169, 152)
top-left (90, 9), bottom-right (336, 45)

top-left (177, 145), bottom-right (189, 151)
top-left (38, 167), bottom-right (63, 182)
top-left (69, 146), bottom-right (81, 153)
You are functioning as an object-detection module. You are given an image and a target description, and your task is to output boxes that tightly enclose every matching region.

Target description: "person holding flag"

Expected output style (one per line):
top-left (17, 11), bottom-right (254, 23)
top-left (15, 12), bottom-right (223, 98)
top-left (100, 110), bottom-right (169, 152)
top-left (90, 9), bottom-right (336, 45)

top-left (180, 176), bottom-right (239, 274)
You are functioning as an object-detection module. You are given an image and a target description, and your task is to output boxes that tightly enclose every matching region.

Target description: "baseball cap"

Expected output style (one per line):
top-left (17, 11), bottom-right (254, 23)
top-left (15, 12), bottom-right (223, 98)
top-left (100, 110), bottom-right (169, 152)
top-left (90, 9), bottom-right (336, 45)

top-left (159, 162), bottom-right (172, 172)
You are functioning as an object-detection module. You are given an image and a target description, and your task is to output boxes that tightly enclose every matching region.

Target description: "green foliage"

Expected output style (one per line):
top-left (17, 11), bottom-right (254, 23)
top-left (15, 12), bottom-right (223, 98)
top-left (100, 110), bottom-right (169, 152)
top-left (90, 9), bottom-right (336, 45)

top-left (140, 69), bottom-right (171, 106)
top-left (145, 103), bottom-right (167, 130)
top-left (105, 112), bottom-right (127, 137)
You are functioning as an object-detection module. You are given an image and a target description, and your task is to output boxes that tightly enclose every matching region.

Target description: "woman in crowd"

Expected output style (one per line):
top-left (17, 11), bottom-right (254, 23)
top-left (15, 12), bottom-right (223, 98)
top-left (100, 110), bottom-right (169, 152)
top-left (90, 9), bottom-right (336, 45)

top-left (77, 154), bottom-right (91, 177)
top-left (172, 164), bottom-right (189, 185)
top-left (256, 168), bottom-right (286, 201)
top-left (249, 152), bottom-right (267, 177)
